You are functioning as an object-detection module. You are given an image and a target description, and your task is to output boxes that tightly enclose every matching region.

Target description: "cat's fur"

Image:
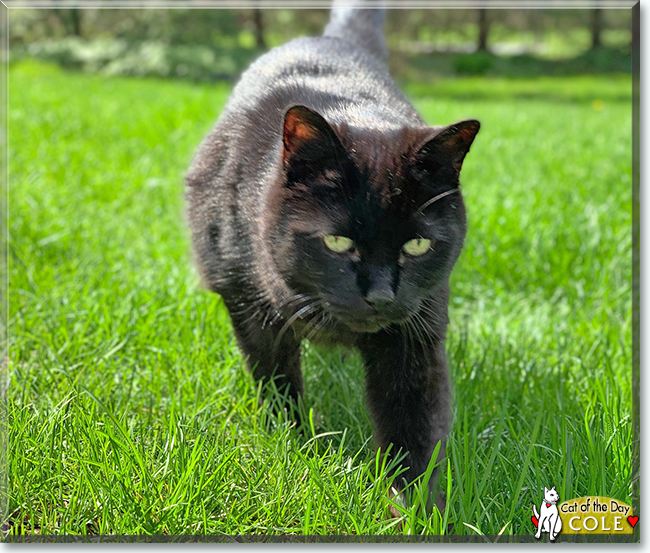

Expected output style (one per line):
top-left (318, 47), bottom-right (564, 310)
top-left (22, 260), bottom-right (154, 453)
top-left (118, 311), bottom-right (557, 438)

top-left (186, 4), bottom-right (479, 498)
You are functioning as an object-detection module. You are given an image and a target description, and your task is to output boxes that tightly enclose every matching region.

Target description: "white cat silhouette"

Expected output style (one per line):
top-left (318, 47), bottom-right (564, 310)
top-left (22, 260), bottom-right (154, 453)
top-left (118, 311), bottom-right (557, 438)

top-left (532, 486), bottom-right (563, 541)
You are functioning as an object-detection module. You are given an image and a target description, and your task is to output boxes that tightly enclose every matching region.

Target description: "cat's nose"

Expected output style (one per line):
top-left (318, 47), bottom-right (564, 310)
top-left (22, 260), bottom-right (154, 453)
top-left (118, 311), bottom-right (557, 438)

top-left (364, 268), bottom-right (395, 310)
top-left (365, 287), bottom-right (395, 310)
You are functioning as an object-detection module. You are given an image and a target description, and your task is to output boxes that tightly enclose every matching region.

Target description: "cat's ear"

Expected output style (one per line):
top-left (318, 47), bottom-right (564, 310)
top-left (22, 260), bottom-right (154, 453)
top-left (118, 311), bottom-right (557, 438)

top-left (416, 119), bottom-right (480, 176)
top-left (282, 105), bottom-right (343, 164)
top-left (545, 486), bottom-right (549, 493)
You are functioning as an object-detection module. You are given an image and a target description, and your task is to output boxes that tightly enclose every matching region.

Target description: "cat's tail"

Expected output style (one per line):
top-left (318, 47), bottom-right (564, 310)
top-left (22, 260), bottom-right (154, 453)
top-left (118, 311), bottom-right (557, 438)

top-left (323, 0), bottom-right (388, 61)
top-left (532, 504), bottom-right (540, 519)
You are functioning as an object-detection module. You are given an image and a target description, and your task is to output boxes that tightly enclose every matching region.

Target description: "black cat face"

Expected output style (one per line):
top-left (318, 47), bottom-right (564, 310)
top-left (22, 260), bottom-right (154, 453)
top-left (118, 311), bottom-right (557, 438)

top-left (270, 106), bottom-right (479, 332)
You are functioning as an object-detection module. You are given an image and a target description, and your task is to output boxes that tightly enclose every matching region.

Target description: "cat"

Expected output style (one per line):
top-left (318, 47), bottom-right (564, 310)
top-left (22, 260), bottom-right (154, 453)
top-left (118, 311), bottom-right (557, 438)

top-left (186, 2), bottom-right (479, 508)
top-left (533, 486), bottom-right (563, 541)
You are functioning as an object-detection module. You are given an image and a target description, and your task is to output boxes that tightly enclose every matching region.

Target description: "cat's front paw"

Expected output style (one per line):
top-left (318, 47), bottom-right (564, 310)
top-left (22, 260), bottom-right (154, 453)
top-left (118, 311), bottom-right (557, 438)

top-left (388, 486), bottom-right (407, 519)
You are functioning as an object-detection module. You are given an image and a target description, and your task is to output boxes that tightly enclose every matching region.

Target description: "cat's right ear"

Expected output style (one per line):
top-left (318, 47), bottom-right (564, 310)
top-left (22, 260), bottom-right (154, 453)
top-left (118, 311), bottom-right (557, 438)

top-left (282, 106), bottom-right (343, 164)
top-left (415, 119), bottom-right (480, 178)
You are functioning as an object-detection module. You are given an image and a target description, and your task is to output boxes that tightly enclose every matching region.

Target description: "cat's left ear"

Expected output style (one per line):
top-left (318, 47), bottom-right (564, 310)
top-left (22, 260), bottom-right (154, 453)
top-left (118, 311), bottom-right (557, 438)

top-left (282, 105), bottom-right (344, 165)
top-left (416, 119), bottom-right (480, 175)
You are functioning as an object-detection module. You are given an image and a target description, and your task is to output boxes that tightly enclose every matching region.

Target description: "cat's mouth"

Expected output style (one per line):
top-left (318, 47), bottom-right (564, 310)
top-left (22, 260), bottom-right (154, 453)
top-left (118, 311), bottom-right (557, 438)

top-left (339, 317), bottom-right (391, 333)
top-left (326, 308), bottom-right (399, 333)
top-left (322, 299), bottom-right (408, 333)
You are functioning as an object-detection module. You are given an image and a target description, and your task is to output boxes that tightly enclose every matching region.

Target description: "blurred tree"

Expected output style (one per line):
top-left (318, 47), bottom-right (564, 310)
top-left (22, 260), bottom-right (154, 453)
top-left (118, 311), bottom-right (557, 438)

top-left (51, 9), bottom-right (83, 37)
top-left (70, 10), bottom-right (82, 37)
top-left (8, 7), bottom-right (632, 58)
top-left (591, 8), bottom-right (603, 49)
top-left (252, 8), bottom-right (267, 49)
top-left (477, 9), bottom-right (490, 51)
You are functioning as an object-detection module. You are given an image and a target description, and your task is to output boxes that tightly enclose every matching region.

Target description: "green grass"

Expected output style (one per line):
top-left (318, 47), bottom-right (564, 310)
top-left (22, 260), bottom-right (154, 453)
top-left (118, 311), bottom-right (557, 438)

top-left (4, 60), bottom-right (633, 538)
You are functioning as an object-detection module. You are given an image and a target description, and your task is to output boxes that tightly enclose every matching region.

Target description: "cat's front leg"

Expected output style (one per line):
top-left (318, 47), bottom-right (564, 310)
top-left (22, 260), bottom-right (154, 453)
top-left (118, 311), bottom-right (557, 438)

top-left (224, 296), bottom-right (304, 406)
top-left (550, 514), bottom-right (562, 541)
top-left (357, 326), bottom-right (451, 511)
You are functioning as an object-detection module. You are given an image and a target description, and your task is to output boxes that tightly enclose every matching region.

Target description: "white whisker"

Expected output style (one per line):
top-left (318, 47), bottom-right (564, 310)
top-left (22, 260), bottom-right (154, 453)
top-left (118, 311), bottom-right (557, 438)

top-left (415, 188), bottom-right (460, 215)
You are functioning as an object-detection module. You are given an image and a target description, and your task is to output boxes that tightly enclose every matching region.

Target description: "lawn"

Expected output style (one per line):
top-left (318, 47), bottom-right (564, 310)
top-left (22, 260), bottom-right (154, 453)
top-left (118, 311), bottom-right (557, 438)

top-left (4, 59), bottom-right (633, 538)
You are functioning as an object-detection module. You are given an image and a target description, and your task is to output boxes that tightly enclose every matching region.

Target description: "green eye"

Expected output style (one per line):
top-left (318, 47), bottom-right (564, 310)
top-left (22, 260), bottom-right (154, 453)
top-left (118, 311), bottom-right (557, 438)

top-left (323, 235), bottom-right (354, 253)
top-left (402, 238), bottom-right (432, 257)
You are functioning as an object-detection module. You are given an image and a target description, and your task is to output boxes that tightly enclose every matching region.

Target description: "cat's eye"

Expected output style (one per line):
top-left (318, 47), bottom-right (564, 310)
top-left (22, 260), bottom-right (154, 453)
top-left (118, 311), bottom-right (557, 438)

top-left (402, 238), bottom-right (432, 257)
top-left (323, 235), bottom-right (354, 253)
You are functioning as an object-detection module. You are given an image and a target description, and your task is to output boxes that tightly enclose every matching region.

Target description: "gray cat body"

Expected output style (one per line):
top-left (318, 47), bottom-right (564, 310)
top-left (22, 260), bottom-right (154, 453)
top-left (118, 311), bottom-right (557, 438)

top-left (186, 5), bottom-right (479, 503)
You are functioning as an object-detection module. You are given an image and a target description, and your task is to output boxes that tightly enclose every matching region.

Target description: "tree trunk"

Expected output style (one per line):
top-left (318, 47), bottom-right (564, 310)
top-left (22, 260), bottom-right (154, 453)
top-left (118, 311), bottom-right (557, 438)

top-left (477, 9), bottom-right (489, 52)
top-left (52, 9), bottom-right (82, 37)
top-left (70, 9), bottom-right (82, 37)
top-left (253, 8), bottom-right (266, 50)
top-left (591, 8), bottom-right (602, 49)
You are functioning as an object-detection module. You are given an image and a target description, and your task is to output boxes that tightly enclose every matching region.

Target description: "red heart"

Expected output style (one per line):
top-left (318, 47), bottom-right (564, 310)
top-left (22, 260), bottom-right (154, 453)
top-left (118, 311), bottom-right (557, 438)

top-left (546, 503), bottom-right (551, 507)
top-left (628, 516), bottom-right (638, 528)
top-left (532, 515), bottom-right (539, 528)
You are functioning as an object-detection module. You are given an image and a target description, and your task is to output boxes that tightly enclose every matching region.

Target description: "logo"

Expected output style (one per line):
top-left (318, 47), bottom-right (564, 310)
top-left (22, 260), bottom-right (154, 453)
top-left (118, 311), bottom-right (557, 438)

top-left (532, 488), bottom-right (637, 539)
top-left (532, 486), bottom-right (562, 541)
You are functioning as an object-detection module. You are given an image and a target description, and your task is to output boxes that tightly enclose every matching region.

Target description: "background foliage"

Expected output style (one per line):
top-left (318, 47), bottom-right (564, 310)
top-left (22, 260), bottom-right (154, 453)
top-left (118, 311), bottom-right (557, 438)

top-left (9, 8), bottom-right (632, 80)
